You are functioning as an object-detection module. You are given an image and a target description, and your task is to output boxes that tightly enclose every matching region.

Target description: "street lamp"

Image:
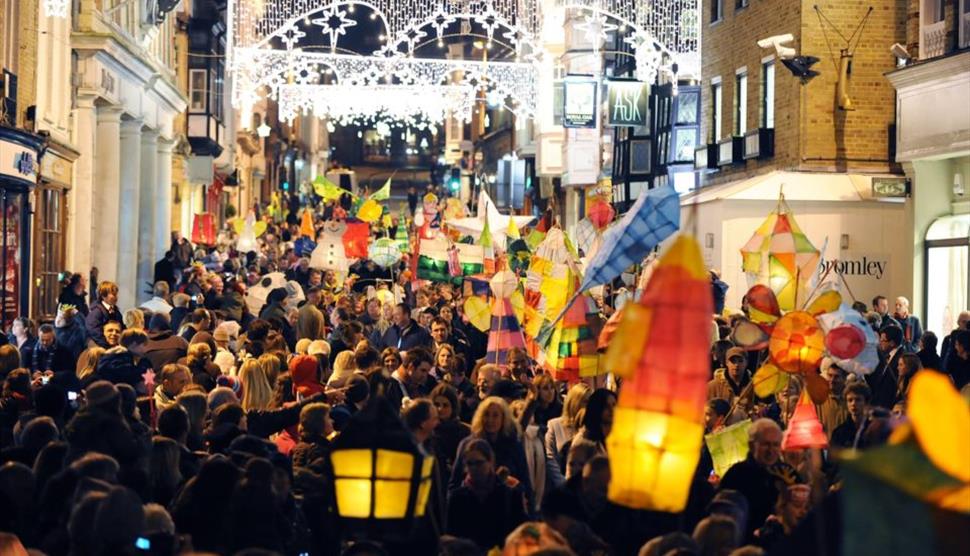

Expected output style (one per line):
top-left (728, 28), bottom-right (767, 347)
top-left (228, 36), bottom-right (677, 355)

top-left (329, 397), bottom-right (435, 540)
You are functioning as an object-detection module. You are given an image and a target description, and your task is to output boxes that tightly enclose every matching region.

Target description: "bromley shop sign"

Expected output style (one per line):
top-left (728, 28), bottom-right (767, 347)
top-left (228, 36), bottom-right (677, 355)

top-left (818, 255), bottom-right (888, 280)
top-left (606, 80), bottom-right (649, 127)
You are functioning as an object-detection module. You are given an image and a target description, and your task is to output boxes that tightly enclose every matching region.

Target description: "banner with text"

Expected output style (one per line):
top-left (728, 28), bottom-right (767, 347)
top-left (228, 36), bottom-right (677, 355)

top-left (606, 80), bottom-right (649, 127)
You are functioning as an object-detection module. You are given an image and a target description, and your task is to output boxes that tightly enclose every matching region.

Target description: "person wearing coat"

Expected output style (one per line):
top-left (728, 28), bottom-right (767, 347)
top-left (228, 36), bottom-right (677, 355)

top-left (85, 282), bottom-right (124, 348)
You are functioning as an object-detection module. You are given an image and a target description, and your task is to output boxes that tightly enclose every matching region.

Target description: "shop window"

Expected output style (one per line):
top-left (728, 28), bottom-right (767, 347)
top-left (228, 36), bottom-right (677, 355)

top-left (761, 60), bottom-right (775, 128)
top-left (734, 70), bottom-right (747, 136)
top-left (710, 79), bottom-right (722, 141)
top-left (924, 214), bottom-right (969, 337)
top-left (0, 190), bottom-right (24, 327)
top-left (33, 186), bottom-right (66, 321)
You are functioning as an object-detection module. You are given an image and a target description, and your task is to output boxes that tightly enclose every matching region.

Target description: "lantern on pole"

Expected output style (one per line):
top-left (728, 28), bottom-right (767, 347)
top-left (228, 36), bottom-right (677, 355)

top-left (781, 390), bottom-right (829, 450)
top-left (329, 398), bottom-right (435, 540)
top-left (604, 235), bottom-right (713, 512)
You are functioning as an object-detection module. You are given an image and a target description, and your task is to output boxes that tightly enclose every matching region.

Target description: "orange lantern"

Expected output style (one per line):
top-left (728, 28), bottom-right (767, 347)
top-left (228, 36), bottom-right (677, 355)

top-left (781, 390), bottom-right (828, 450)
top-left (768, 311), bottom-right (826, 373)
top-left (342, 222), bottom-right (370, 259)
top-left (605, 235), bottom-right (712, 512)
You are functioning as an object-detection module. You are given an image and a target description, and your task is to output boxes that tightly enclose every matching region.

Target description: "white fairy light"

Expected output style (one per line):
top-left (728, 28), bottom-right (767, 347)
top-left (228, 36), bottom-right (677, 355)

top-left (310, 5), bottom-right (358, 50)
top-left (44, 0), bottom-right (68, 18)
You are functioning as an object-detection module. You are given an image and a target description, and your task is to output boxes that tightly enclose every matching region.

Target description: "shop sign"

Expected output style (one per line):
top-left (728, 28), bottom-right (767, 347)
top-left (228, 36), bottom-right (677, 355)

top-left (40, 151), bottom-right (73, 187)
top-left (563, 77), bottom-right (598, 129)
top-left (606, 80), bottom-right (649, 127)
top-left (817, 255), bottom-right (889, 280)
top-left (0, 138), bottom-right (39, 184)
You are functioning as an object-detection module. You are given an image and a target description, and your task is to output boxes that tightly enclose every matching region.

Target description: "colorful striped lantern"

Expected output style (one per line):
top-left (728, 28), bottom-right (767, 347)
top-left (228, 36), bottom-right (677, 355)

top-left (486, 297), bottom-right (528, 368)
top-left (605, 235), bottom-right (713, 512)
top-left (781, 390), bottom-right (829, 451)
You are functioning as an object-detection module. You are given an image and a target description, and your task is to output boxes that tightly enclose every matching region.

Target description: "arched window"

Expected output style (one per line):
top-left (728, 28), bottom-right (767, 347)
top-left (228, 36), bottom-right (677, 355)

top-left (924, 214), bottom-right (969, 336)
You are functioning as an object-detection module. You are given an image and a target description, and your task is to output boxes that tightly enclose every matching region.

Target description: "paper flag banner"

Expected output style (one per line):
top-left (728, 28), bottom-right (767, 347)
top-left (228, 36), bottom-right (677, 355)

top-left (369, 177), bottom-right (391, 201)
top-left (417, 236), bottom-right (484, 284)
top-left (580, 186), bottom-right (680, 293)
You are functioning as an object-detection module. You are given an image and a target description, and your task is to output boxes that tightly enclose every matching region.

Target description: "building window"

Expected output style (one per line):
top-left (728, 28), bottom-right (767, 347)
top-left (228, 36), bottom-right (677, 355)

top-left (711, 80), bottom-right (722, 141)
top-left (734, 70), bottom-right (748, 136)
top-left (32, 186), bottom-right (66, 321)
top-left (189, 69), bottom-right (206, 112)
top-left (736, 0), bottom-right (749, 9)
top-left (960, 0), bottom-right (970, 49)
top-left (711, 0), bottom-right (723, 23)
top-left (761, 60), bottom-right (775, 128)
top-left (2, 0), bottom-right (18, 73)
top-left (926, 0), bottom-right (945, 23)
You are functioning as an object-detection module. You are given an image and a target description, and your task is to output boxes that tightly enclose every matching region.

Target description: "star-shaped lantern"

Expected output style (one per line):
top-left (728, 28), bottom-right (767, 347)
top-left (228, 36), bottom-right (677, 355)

top-left (311, 5), bottom-right (358, 51)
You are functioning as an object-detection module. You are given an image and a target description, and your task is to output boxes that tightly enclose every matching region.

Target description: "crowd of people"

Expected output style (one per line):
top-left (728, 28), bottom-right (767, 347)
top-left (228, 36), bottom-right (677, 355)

top-left (0, 208), bottom-right (968, 556)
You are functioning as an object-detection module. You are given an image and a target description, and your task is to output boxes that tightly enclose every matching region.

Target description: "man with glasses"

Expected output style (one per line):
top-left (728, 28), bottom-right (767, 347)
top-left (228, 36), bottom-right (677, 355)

top-left (868, 325), bottom-right (905, 410)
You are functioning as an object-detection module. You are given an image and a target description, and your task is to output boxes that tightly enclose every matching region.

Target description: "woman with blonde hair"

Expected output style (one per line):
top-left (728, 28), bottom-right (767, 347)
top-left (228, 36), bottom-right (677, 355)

top-left (76, 347), bottom-right (107, 382)
top-left (238, 359), bottom-right (274, 411)
top-left (257, 353), bottom-right (284, 388)
top-left (448, 396), bottom-right (532, 505)
top-left (545, 382), bottom-right (591, 466)
top-left (123, 308), bottom-right (145, 331)
top-left (433, 344), bottom-right (456, 379)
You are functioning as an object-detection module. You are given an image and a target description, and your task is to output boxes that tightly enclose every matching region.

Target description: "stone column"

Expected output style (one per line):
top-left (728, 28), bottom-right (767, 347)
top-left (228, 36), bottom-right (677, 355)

top-left (155, 138), bottom-right (175, 262)
top-left (93, 105), bottom-right (124, 285)
top-left (137, 130), bottom-right (159, 306)
top-left (69, 95), bottom-right (98, 275)
top-left (117, 118), bottom-right (143, 309)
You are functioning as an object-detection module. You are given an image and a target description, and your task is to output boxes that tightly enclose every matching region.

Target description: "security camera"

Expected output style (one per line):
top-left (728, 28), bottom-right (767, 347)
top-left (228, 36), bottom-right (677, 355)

top-left (891, 43), bottom-right (911, 61)
top-left (757, 34), bottom-right (797, 60)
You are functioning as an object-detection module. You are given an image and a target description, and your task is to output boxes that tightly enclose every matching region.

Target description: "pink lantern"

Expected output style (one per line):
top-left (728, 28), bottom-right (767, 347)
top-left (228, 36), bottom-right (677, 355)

top-left (782, 391), bottom-right (829, 450)
top-left (587, 199), bottom-right (615, 230)
top-left (825, 324), bottom-right (866, 360)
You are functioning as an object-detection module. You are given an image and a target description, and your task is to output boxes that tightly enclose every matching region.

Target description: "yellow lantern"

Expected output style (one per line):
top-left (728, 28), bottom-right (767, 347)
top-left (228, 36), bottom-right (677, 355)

top-left (330, 398), bottom-right (435, 539)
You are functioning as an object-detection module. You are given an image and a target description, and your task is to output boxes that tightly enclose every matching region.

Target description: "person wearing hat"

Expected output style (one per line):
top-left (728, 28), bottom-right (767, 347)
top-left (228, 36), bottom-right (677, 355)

top-left (144, 313), bottom-right (189, 372)
top-left (63, 380), bottom-right (143, 468)
top-left (707, 346), bottom-right (753, 420)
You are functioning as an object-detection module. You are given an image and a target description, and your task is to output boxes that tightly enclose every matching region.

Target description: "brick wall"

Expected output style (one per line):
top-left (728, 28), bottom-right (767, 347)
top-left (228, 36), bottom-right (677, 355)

top-left (699, 0), bottom-right (906, 186)
top-left (16, 0), bottom-right (38, 129)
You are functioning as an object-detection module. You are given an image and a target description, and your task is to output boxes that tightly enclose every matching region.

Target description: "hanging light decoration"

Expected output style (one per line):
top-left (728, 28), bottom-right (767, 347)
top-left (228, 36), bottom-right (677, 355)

top-left (44, 0), bottom-right (68, 18)
top-left (781, 390), bottom-right (829, 450)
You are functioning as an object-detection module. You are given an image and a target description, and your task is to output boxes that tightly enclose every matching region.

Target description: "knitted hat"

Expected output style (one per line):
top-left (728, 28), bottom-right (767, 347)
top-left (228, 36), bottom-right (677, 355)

top-left (215, 375), bottom-right (243, 398)
top-left (295, 338), bottom-right (312, 355)
top-left (85, 381), bottom-right (120, 408)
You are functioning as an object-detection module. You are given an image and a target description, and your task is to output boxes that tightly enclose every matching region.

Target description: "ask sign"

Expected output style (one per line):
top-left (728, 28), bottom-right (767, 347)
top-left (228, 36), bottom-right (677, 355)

top-left (607, 80), bottom-right (649, 127)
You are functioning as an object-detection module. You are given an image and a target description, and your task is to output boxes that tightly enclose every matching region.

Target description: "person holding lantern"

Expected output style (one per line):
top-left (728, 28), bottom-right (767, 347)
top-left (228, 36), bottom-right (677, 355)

top-left (718, 419), bottom-right (798, 542)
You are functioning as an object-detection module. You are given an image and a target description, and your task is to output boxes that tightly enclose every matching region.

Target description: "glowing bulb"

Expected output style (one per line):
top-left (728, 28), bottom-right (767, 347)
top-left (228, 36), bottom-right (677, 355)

top-left (486, 41), bottom-right (492, 49)
top-left (348, 5), bottom-right (355, 13)
top-left (370, 13), bottom-right (377, 20)
top-left (438, 39), bottom-right (444, 48)
top-left (357, 131), bottom-right (363, 138)
top-left (378, 34), bottom-right (385, 41)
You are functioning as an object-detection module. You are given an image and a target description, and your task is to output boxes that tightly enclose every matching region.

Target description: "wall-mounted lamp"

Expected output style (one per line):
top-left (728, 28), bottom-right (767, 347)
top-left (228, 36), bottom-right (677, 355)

top-left (705, 233), bottom-right (714, 249)
top-left (840, 234), bottom-right (850, 250)
top-left (954, 173), bottom-right (965, 197)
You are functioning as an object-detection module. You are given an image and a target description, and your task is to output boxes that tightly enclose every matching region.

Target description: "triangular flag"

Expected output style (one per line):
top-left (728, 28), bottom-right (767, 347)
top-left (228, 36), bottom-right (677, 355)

top-left (300, 208), bottom-right (315, 238)
top-left (369, 177), bottom-right (392, 201)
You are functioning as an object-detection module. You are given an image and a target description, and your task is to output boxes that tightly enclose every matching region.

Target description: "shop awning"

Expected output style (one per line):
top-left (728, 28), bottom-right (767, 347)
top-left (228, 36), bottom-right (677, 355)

top-left (680, 170), bottom-right (906, 205)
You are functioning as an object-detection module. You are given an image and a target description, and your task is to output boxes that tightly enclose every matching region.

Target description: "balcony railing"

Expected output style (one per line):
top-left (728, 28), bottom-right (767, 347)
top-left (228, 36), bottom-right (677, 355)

top-left (921, 20), bottom-right (947, 59)
top-left (98, 0), bottom-right (176, 73)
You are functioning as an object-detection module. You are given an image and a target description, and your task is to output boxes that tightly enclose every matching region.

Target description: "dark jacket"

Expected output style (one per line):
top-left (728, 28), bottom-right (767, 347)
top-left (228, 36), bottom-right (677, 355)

top-left (63, 406), bottom-right (143, 467)
top-left (154, 257), bottom-right (176, 290)
top-left (85, 301), bottom-right (123, 348)
top-left (247, 393), bottom-right (326, 439)
top-left (144, 330), bottom-right (189, 372)
top-left (28, 341), bottom-right (74, 375)
top-left (434, 419), bottom-right (472, 475)
top-left (917, 348), bottom-right (943, 373)
top-left (93, 347), bottom-right (151, 391)
top-left (55, 313), bottom-right (88, 361)
top-left (867, 348), bottom-right (904, 410)
top-left (719, 457), bottom-right (796, 541)
top-left (57, 289), bottom-right (89, 316)
top-left (377, 319), bottom-right (433, 352)
top-left (291, 435), bottom-right (330, 469)
top-left (446, 478), bottom-right (528, 550)
top-left (170, 306), bottom-right (190, 333)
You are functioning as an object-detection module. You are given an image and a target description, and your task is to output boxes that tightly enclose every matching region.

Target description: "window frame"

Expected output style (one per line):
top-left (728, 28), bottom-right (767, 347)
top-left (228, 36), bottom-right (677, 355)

top-left (761, 58), bottom-right (775, 129)
top-left (711, 0), bottom-right (723, 23)
top-left (734, 68), bottom-right (748, 136)
top-left (189, 69), bottom-right (207, 112)
top-left (710, 77), bottom-right (723, 142)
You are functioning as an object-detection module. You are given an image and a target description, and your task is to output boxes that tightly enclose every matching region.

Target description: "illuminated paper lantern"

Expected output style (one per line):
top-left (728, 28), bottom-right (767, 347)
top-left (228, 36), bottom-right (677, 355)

top-left (705, 420), bottom-right (752, 477)
top-left (768, 311), bottom-right (826, 373)
top-left (605, 235), bottom-right (713, 512)
top-left (357, 199), bottom-right (384, 223)
top-left (818, 304), bottom-right (878, 376)
top-left (489, 270), bottom-right (518, 299)
top-left (300, 208), bottom-right (315, 237)
top-left (310, 223), bottom-right (350, 273)
top-left (394, 222), bottom-right (410, 253)
top-left (587, 199), bottom-right (615, 230)
top-left (781, 391), bottom-right (828, 450)
top-left (234, 211), bottom-right (267, 253)
top-left (753, 362), bottom-right (791, 397)
top-left (740, 200), bottom-right (820, 312)
top-left (908, 370), bottom-right (970, 484)
top-left (330, 398), bottom-right (435, 540)
top-left (463, 296), bottom-right (491, 332)
top-left (191, 213), bottom-right (217, 246)
top-left (417, 237), bottom-right (484, 284)
top-left (343, 222), bottom-right (371, 259)
top-left (486, 297), bottom-right (528, 367)
top-left (369, 238), bottom-right (402, 269)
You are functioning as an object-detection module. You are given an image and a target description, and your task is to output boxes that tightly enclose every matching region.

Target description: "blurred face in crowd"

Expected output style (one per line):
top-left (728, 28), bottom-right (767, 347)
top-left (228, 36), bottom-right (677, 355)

top-left (537, 379), bottom-right (556, 406)
top-left (726, 353), bottom-right (747, 381)
top-left (210, 275), bottom-right (224, 295)
top-left (439, 305), bottom-right (454, 323)
top-left (11, 320), bottom-right (25, 338)
top-left (104, 322), bottom-right (122, 347)
top-left (895, 297), bottom-right (909, 317)
top-left (957, 311), bottom-right (970, 330)
top-left (846, 391), bottom-right (868, 423)
top-left (309, 271), bottom-right (322, 287)
top-left (464, 448), bottom-right (493, 485)
top-left (507, 352), bottom-right (531, 382)
top-left (367, 300), bottom-right (381, 319)
top-left (600, 395), bottom-right (616, 437)
top-left (393, 305), bottom-right (410, 328)
top-left (751, 426), bottom-right (782, 467)
top-left (874, 297), bottom-right (889, 315)
top-left (433, 395), bottom-right (454, 421)
top-left (418, 312), bottom-right (433, 329)
top-left (436, 348), bottom-right (453, 370)
top-left (384, 352), bottom-right (402, 369)
top-left (431, 322), bottom-right (449, 344)
top-left (477, 369), bottom-right (498, 400)
top-left (103, 289), bottom-right (118, 306)
top-left (408, 361), bottom-right (432, 388)
top-left (481, 404), bottom-right (504, 436)
top-left (825, 365), bottom-right (847, 397)
top-left (419, 404), bottom-right (439, 437)
top-left (163, 369), bottom-right (190, 397)
top-left (39, 330), bottom-right (55, 350)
